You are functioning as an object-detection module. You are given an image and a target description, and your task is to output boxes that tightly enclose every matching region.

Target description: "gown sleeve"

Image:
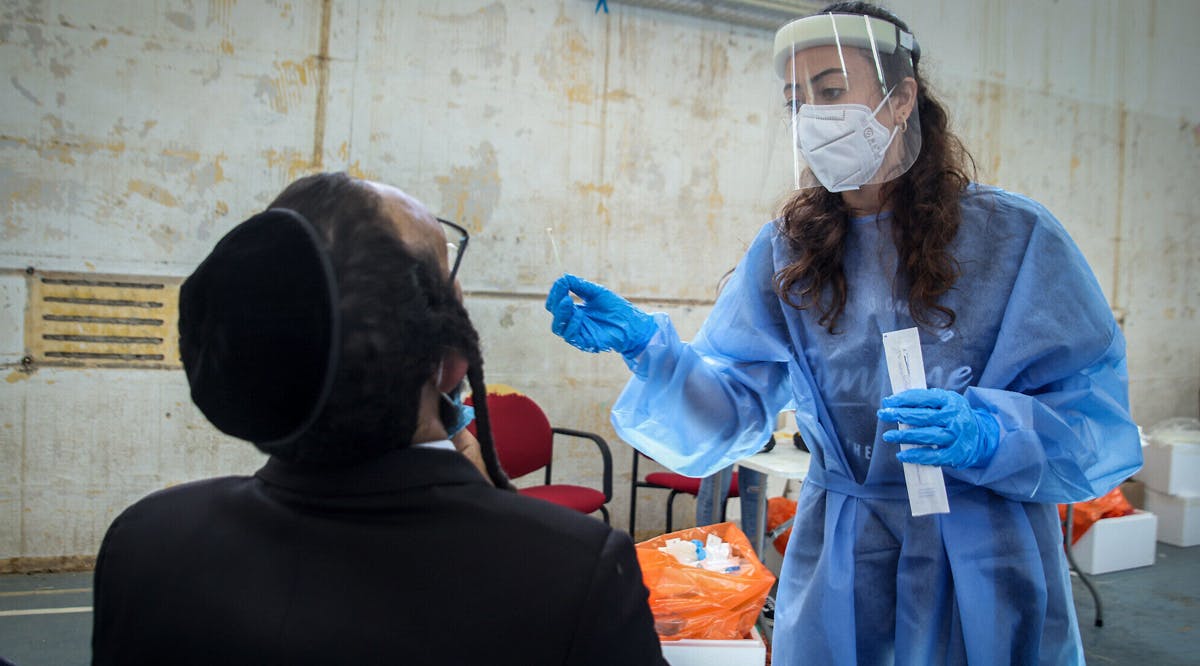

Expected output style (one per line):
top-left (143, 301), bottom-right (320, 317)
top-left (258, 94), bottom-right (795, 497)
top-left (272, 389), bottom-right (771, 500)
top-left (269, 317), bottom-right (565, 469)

top-left (948, 196), bottom-right (1142, 503)
top-left (610, 224), bottom-right (795, 477)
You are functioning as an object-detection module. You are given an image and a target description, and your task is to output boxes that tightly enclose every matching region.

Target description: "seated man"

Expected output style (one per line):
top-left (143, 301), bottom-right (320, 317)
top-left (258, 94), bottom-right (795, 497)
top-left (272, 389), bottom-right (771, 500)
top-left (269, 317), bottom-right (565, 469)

top-left (92, 172), bottom-right (666, 665)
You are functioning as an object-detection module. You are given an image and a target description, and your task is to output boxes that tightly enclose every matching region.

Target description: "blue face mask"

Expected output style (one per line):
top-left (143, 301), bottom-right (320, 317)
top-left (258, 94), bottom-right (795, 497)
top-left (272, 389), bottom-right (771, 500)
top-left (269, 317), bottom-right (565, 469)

top-left (441, 389), bottom-right (475, 439)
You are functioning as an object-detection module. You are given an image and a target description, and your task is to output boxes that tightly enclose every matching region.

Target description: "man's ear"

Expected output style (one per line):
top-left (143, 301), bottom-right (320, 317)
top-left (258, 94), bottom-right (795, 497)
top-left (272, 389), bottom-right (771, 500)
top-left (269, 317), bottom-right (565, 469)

top-left (436, 351), bottom-right (469, 393)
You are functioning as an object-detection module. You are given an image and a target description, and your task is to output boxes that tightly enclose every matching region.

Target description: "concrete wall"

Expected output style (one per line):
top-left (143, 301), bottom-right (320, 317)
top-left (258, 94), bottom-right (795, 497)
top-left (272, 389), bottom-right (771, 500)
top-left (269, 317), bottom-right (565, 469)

top-left (2, 0), bottom-right (1197, 560)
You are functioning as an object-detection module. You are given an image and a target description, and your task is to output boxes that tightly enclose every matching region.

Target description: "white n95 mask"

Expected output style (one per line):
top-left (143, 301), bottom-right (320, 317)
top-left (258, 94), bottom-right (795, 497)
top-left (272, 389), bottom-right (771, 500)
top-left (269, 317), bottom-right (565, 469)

top-left (794, 87), bottom-right (900, 193)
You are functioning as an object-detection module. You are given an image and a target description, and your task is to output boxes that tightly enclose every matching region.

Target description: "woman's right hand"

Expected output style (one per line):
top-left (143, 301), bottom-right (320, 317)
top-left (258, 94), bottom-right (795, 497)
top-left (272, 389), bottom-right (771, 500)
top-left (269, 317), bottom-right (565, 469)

top-left (545, 274), bottom-right (656, 357)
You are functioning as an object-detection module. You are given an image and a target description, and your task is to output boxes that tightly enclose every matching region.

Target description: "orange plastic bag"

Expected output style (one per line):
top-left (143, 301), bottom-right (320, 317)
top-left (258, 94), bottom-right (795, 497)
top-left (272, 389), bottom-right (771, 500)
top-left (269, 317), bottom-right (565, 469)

top-left (1057, 486), bottom-right (1134, 545)
top-left (767, 497), bottom-right (798, 555)
top-left (635, 522), bottom-right (776, 641)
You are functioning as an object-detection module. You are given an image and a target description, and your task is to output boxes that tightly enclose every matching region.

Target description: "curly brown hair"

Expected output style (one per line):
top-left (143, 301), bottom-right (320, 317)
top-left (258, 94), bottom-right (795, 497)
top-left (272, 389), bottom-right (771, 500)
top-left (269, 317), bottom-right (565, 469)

top-left (774, 2), bottom-right (976, 333)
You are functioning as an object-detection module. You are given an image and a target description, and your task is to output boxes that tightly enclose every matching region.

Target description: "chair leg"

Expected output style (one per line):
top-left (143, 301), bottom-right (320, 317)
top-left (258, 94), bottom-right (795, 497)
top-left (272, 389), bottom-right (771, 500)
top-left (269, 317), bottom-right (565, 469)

top-left (666, 490), bottom-right (682, 533)
top-left (629, 453), bottom-right (639, 536)
top-left (599, 505), bottom-right (610, 525)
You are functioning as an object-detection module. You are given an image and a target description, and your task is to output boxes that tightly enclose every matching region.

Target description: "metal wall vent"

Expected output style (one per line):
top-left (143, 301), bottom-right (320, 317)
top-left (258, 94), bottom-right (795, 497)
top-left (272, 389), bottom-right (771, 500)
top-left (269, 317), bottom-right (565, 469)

top-left (24, 270), bottom-right (182, 369)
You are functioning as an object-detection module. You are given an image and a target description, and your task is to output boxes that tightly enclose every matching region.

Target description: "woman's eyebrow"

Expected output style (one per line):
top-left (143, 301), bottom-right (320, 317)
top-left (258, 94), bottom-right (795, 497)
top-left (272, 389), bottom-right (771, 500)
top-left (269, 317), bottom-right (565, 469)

top-left (809, 67), bottom-right (846, 86)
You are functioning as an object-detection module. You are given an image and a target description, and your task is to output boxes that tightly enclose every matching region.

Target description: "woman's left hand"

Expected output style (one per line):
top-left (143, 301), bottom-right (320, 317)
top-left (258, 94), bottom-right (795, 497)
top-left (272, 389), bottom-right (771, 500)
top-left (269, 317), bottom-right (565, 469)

top-left (877, 388), bottom-right (999, 469)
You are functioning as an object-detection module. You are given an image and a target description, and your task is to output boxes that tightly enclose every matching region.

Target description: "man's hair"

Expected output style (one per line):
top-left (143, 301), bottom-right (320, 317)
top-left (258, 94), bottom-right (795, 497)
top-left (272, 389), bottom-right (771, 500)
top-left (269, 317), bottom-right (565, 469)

top-left (775, 1), bottom-right (977, 333)
top-left (268, 172), bottom-right (512, 488)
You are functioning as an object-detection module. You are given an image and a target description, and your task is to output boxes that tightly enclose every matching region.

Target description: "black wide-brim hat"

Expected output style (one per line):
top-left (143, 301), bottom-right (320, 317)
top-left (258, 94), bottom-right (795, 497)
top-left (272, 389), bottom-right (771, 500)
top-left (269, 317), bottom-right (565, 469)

top-left (178, 209), bottom-right (340, 458)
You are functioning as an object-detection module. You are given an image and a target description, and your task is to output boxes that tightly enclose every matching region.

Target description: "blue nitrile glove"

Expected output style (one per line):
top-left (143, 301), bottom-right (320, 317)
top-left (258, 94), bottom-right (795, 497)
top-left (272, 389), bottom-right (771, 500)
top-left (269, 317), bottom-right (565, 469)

top-left (442, 391), bottom-right (475, 439)
top-left (545, 274), bottom-right (656, 357)
top-left (876, 388), bottom-right (999, 469)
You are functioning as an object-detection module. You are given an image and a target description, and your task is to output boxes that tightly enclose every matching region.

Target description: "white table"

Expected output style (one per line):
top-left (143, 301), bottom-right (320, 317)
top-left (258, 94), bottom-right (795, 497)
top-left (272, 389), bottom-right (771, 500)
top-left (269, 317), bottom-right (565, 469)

top-left (733, 440), bottom-right (811, 557)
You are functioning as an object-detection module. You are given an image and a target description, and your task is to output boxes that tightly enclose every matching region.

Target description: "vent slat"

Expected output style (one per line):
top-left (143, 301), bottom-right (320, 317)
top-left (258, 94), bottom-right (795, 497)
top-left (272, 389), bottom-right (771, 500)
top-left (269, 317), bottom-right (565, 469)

top-left (43, 297), bottom-right (164, 308)
top-left (43, 314), bottom-right (165, 326)
top-left (41, 320), bottom-right (165, 338)
top-left (41, 340), bottom-right (167, 355)
top-left (41, 277), bottom-right (165, 290)
top-left (40, 300), bottom-right (174, 321)
top-left (43, 335), bottom-right (165, 344)
top-left (45, 352), bottom-right (166, 361)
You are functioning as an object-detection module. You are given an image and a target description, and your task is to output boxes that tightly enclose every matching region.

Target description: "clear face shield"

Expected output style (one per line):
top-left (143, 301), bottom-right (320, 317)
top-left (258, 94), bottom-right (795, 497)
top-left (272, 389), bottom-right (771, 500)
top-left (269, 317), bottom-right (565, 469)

top-left (772, 13), bottom-right (922, 192)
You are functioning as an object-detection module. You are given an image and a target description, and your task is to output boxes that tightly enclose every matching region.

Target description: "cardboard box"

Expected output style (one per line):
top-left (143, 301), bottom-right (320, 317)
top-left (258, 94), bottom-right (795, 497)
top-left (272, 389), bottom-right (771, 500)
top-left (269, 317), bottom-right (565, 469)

top-left (661, 627), bottom-right (766, 666)
top-left (1135, 433), bottom-right (1200, 497)
top-left (1070, 510), bottom-right (1157, 574)
top-left (1145, 488), bottom-right (1200, 547)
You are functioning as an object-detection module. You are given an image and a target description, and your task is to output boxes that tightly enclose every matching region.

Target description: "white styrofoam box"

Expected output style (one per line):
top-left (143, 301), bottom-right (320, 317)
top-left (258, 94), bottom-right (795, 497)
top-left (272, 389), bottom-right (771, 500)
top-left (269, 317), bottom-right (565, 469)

top-left (1135, 428), bottom-right (1200, 497)
top-left (1145, 488), bottom-right (1200, 547)
top-left (1070, 510), bottom-right (1157, 575)
top-left (661, 627), bottom-right (766, 666)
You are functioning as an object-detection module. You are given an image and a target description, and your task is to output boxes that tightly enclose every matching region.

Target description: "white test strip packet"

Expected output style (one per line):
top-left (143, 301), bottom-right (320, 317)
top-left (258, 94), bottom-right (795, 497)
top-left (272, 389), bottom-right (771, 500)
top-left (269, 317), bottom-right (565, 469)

top-left (882, 327), bottom-right (950, 516)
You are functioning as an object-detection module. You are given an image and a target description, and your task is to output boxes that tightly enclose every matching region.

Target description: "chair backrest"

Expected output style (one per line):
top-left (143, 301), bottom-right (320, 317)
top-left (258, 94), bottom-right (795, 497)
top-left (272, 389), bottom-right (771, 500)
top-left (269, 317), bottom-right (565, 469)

top-left (468, 390), bottom-right (553, 480)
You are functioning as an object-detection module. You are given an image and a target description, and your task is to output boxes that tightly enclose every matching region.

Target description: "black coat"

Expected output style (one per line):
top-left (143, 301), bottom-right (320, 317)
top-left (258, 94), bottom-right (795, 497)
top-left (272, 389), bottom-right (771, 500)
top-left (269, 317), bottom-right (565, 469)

top-left (92, 446), bottom-right (666, 665)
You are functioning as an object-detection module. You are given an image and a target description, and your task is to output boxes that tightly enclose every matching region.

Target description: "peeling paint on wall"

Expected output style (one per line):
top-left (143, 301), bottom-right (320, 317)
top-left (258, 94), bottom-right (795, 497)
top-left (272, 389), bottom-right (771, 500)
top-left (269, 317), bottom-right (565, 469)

top-left (48, 58), bottom-right (71, 80)
top-left (2, 134), bottom-right (126, 167)
top-left (263, 147), bottom-right (315, 181)
top-left (435, 141), bottom-right (500, 232)
top-left (165, 12), bottom-right (196, 32)
top-left (126, 180), bottom-right (179, 208)
top-left (689, 35), bottom-right (731, 120)
top-left (420, 0), bottom-right (508, 69)
top-left (147, 224), bottom-right (181, 253)
top-left (574, 182), bottom-right (614, 197)
top-left (209, 0), bottom-right (236, 28)
top-left (255, 57), bottom-right (319, 115)
top-left (535, 8), bottom-right (594, 105)
top-left (344, 162), bottom-right (377, 181)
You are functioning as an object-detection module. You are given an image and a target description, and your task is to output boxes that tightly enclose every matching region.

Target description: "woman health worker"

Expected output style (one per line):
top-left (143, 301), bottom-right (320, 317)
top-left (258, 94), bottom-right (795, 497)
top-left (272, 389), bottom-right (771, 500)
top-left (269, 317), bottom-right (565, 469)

top-left (545, 3), bottom-right (1141, 664)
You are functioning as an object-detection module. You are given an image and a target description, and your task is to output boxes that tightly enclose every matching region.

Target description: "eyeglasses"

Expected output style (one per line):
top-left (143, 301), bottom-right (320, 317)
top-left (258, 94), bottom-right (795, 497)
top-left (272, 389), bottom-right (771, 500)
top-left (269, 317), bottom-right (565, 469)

top-left (436, 218), bottom-right (469, 282)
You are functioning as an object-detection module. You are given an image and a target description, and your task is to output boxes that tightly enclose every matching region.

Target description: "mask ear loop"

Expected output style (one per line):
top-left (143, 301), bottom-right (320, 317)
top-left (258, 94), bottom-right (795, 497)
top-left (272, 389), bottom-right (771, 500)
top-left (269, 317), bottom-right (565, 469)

top-left (878, 83), bottom-right (911, 133)
top-left (871, 85), bottom-right (903, 147)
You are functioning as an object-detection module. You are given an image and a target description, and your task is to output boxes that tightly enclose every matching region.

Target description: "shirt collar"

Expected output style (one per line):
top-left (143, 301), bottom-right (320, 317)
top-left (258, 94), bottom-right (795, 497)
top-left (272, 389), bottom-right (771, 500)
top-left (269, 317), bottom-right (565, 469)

top-left (412, 439), bottom-right (456, 452)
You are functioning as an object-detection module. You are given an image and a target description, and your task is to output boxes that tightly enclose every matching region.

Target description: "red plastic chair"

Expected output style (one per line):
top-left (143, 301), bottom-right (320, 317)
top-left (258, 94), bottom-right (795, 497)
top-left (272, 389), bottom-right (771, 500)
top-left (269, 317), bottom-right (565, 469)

top-left (629, 450), bottom-right (738, 535)
top-left (467, 387), bottom-right (613, 523)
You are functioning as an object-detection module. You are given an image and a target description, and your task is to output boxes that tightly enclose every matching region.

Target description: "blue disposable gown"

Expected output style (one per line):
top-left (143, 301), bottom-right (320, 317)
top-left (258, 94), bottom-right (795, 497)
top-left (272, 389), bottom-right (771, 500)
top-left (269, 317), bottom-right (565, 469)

top-left (612, 186), bottom-right (1142, 665)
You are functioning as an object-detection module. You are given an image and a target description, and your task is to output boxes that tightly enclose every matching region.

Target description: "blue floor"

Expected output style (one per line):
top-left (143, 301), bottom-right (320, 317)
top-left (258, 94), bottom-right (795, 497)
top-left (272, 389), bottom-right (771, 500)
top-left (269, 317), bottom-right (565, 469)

top-left (0, 572), bottom-right (92, 666)
top-left (2, 545), bottom-right (1197, 665)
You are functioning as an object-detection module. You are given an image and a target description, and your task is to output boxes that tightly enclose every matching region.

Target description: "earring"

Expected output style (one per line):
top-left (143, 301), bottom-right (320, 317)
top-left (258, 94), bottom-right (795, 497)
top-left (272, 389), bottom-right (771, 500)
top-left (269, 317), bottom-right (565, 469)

top-left (899, 117), bottom-right (909, 133)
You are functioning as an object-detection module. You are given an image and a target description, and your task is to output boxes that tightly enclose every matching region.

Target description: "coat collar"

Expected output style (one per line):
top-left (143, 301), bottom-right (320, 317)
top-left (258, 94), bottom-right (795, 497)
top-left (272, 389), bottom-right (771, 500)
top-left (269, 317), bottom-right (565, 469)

top-left (255, 446), bottom-right (490, 497)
